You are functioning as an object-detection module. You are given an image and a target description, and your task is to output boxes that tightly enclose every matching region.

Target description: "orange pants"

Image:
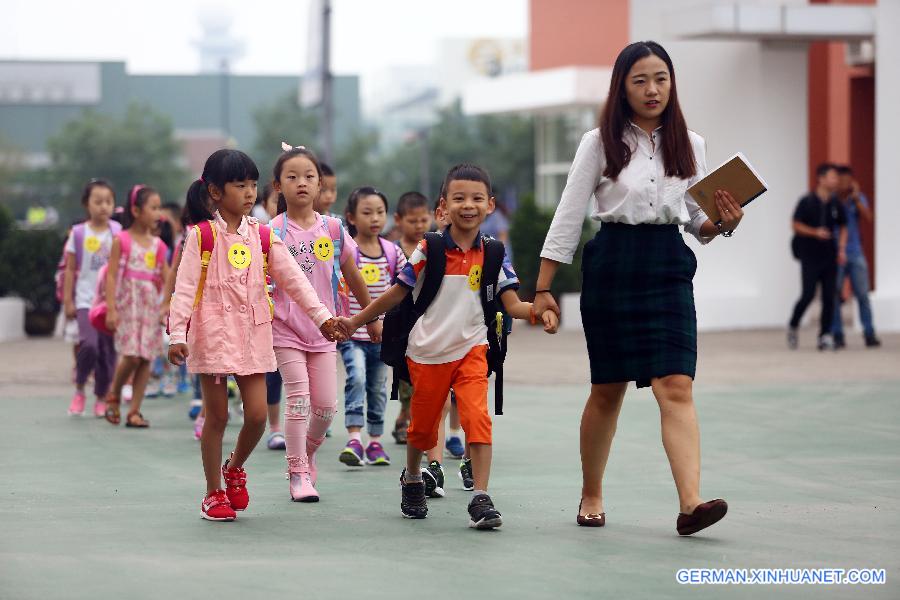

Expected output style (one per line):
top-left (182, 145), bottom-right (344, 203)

top-left (406, 344), bottom-right (491, 451)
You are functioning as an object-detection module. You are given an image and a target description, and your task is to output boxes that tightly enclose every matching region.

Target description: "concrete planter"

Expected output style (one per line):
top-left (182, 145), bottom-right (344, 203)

top-left (0, 297), bottom-right (26, 342)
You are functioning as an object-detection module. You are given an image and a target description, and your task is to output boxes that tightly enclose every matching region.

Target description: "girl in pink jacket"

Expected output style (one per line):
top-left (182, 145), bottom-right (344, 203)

top-left (168, 149), bottom-right (345, 522)
top-left (269, 144), bottom-right (377, 502)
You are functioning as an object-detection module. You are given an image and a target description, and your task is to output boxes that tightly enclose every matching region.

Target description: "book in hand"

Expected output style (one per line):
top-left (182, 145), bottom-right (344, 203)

top-left (687, 152), bottom-right (768, 224)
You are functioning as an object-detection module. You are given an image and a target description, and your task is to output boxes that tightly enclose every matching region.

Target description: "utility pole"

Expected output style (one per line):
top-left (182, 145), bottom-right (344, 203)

top-left (321, 0), bottom-right (334, 164)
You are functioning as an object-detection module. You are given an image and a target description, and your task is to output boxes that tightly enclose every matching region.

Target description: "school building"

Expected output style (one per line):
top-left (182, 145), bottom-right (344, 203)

top-left (0, 60), bottom-right (361, 177)
top-left (463, 0), bottom-right (900, 333)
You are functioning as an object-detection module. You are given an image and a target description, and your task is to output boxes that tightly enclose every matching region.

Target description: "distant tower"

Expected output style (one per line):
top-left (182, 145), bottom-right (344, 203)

top-left (193, 6), bottom-right (244, 73)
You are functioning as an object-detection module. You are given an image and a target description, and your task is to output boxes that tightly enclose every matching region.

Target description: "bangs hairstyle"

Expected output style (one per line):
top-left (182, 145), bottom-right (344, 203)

top-left (599, 41), bottom-right (695, 181)
top-left (344, 186), bottom-right (388, 238)
top-left (273, 147), bottom-right (323, 215)
top-left (816, 162), bottom-right (837, 179)
top-left (185, 149), bottom-right (259, 226)
top-left (121, 185), bottom-right (158, 229)
top-left (81, 178), bottom-right (116, 207)
top-left (320, 161), bottom-right (335, 177)
top-left (441, 163), bottom-right (493, 198)
top-left (396, 191), bottom-right (428, 216)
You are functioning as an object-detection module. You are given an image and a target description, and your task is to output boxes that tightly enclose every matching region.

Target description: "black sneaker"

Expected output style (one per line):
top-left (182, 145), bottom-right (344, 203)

top-left (468, 493), bottom-right (502, 530)
top-left (392, 421), bottom-right (408, 445)
top-left (458, 457), bottom-right (474, 491)
top-left (833, 333), bottom-right (846, 349)
top-left (865, 335), bottom-right (882, 348)
top-left (399, 470), bottom-right (427, 519)
top-left (422, 461), bottom-right (445, 498)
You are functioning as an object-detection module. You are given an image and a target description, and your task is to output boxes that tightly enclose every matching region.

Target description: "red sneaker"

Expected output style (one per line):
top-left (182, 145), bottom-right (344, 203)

top-left (222, 454), bottom-right (249, 511)
top-left (201, 489), bottom-right (236, 521)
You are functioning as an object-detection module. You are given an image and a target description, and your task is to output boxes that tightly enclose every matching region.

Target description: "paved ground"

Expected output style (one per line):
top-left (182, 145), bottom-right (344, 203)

top-left (1, 328), bottom-right (898, 599)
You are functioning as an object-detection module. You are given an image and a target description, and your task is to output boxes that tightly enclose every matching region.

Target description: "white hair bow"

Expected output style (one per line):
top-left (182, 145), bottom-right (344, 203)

top-left (281, 142), bottom-right (307, 152)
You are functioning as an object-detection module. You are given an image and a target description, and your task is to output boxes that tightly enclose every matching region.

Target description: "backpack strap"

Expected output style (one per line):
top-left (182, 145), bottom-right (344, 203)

top-left (258, 223), bottom-right (275, 316)
top-left (271, 213), bottom-right (288, 241)
top-left (72, 223), bottom-right (86, 268)
top-left (117, 230), bottom-right (133, 278)
top-left (480, 236), bottom-right (507, 415)
top-left (413, 232), bottom-right (447, 316)
top-left (323, 215), bottom-right (345, 309)
top-left (379, 237), bottom-right (400, 280)
top-left (193, 220), bottom-right (216, 309)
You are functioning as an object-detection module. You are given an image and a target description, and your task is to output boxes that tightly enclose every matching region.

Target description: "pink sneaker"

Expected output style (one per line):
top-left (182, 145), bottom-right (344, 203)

top-left (93, 398), bottom-right (107, 418)
top-left (287, 456), bottom-right (319, 502)
top-left (193, 416), bottom-right (205, 441)
top-left (68, 392), bottom-right (86, 416)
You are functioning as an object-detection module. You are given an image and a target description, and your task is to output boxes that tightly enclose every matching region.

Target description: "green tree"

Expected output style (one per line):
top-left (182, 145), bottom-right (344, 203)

top-left (47, 103), bottom-right (188, 221)
top-left (252, 93), bottom-right (320, 184)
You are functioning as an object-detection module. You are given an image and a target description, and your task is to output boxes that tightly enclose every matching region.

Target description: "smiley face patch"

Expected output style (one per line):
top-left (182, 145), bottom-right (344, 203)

top-left (144, 251), bottom-right (157, 270)
top-left (84, 236), bottom-right (101, 254)
top-left (361, 263), bottom-right (382, 285)
top-left (228, 243), bottom-right (252, 269)
top-left (467, 264), bottom-right (482, 291)
top-left (313, 236), bottom-right (334, 262)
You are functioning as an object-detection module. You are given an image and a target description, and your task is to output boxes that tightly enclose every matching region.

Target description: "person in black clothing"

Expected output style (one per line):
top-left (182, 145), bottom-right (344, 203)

top-left (788, 163), bottom-right (847, 350)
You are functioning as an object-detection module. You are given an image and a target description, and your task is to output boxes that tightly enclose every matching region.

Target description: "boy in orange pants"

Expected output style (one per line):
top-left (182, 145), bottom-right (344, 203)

top-left (339, 163), bottom-right (558, 529)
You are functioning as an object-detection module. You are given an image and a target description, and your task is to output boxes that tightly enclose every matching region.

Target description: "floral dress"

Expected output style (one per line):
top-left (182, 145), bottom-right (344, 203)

top-left (114, 235), bottom-right (164, 360)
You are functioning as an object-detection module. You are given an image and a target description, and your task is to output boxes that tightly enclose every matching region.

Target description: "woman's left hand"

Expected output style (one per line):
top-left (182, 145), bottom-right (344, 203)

top-left (715, 190), bottom-right (743, 233)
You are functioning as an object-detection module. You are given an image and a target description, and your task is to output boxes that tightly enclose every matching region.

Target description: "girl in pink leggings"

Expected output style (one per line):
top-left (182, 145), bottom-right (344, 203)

top-left (269, 143), bottom-right (376, 502)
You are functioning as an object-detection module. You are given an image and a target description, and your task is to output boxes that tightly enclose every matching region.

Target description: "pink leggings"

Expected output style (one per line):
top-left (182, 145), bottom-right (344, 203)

top-left (274, 347), bottom-right (337, 474)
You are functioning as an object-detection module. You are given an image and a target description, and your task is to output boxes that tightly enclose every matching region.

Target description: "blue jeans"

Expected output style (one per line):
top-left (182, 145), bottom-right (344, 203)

top-left (338, 340), bottom-right (387, 436)
top-left (833, 253), bottom-right (876, 338)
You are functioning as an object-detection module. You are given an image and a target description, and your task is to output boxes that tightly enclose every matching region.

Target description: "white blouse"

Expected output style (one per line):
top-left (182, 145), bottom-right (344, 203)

top-left (541, 123), bottom-right (712, 264)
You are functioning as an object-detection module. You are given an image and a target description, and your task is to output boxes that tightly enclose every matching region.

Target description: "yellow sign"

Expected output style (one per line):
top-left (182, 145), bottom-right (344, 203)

top-left (84, 236), bottom-right (101, 253)
top-left (228, 243), bottom-right (252, 269)
top-left (467, 264), bottom-right (482, 291)
top-left (313, 236), bottom-right (334, 262)
top-left (361, 263), bottom-right (381, 285)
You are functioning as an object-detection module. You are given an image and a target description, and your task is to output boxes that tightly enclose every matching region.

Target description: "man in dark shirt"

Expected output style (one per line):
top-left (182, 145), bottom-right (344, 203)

top-left (788, 163), bottom-right (847, 350)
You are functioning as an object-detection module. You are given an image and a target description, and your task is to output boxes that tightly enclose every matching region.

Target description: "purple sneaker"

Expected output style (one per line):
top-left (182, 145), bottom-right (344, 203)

top-left (365, 441), bottom-right (391, 466)
top-left (339, 439), bottom-right (365, 467)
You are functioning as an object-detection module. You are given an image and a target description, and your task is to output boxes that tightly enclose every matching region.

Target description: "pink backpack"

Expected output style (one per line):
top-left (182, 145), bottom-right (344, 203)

top-left (88, 231), bottom-right (167, 336)
top-left (55, 221), bottom-right (123, 303)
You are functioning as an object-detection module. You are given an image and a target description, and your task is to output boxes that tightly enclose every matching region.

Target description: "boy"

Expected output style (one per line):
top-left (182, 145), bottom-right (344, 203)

top-left (315, 162), bottom-right (340, 221)
top-left (339, 164), bottom-right (558, 529)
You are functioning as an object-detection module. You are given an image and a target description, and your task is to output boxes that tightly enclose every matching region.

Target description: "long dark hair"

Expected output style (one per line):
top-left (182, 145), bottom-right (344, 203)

top-left (121, 185), bottom-right (157, 229)
top-left (599, 41), bottom-right (695, 180)
top-left (273, 146), bottom-right (324, 215)
top-left (185, 149), bottom-right (259, 226)
top-left (344, 186), bottom-right (389, 238)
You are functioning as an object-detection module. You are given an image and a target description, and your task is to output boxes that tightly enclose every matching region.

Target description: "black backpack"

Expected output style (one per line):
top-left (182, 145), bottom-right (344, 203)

top-left (380, 231), bottom-right (510, 415)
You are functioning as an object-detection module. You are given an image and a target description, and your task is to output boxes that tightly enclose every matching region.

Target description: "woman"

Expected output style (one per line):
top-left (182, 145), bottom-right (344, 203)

top-left (534, 41), bottom-right (743, 535)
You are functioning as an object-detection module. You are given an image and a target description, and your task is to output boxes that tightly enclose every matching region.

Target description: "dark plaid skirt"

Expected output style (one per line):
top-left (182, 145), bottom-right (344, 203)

top-left (580, 222), bottom-right (698, 388)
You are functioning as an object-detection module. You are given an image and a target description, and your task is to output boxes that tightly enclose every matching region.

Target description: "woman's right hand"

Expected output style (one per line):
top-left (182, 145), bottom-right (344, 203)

top-left (64, 301), bottom-right (77, 320)
top-left (533, 291), bottom-right (561, 319)
top-left (168, 343), bottom-right (189, 366)
top-left (105, 309), bottom-right (118, 332)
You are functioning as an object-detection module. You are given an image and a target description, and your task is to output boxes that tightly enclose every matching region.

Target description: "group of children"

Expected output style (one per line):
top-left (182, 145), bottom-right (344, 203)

top-left (62, 144), bottom-right (558, 529)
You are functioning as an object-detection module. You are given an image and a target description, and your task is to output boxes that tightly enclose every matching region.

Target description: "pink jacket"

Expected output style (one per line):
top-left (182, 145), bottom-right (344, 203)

top-left (168, 213), bottom-right (332, 376)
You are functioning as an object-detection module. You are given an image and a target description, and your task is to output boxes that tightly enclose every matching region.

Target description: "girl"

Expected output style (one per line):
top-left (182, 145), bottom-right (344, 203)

top-left (269, 144), bottom-right (375, 501)
top-left (534, 41), bottom-right (743, 535)
top-left (251, 183), bottom-right (279, 223)
top-left (103, 185), bottom-right (171, 428)
top-left (167, 149), bottom-right (345, 522)
top-left (338, 187), bottom-right (405, 467)
top-left (63, 179), bottom-right (119, 417)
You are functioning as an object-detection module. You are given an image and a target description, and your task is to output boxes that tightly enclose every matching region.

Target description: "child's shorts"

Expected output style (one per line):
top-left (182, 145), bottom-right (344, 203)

top-left (406, 344), bottom-right (491, 451)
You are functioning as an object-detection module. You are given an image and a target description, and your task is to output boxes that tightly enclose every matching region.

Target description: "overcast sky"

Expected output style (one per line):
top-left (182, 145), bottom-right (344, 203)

top-left (4, 0), bottom-right (528, 78)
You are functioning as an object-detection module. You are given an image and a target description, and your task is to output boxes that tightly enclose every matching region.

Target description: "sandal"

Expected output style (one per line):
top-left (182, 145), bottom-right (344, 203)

top-left (577, 499), bottom-right (606, 527)
top-left (125, 412), bottom-right (150, 428)
top-left (104, 395), bottom-right (121, 425)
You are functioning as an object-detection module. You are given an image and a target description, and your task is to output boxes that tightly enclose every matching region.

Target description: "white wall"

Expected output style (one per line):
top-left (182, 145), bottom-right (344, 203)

top-left (872, 0), bottom-right (900, 332)
top-left (631, 0), bottom-right (810, 330)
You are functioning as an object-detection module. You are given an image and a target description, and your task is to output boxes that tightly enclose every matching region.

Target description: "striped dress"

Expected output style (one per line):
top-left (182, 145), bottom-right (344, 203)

top-left (348, 239), bottom-right (406, 342)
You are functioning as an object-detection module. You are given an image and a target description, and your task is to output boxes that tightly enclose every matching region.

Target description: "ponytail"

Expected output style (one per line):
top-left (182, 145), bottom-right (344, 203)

top-left (184, 179), bottom-right (214, 226)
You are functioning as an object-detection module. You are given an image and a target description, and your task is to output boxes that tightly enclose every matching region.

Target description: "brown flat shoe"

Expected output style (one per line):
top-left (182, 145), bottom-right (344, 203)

top-left (677, 499), bottom-right (728, 536)
top-left (577, 500), bottom-right (605, 527)
top-left (125, 412), bottom-right (150, 428)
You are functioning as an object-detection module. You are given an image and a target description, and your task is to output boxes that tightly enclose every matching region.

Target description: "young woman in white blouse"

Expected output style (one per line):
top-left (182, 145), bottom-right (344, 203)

top-left (534, 41), bottom-right (744, 535)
